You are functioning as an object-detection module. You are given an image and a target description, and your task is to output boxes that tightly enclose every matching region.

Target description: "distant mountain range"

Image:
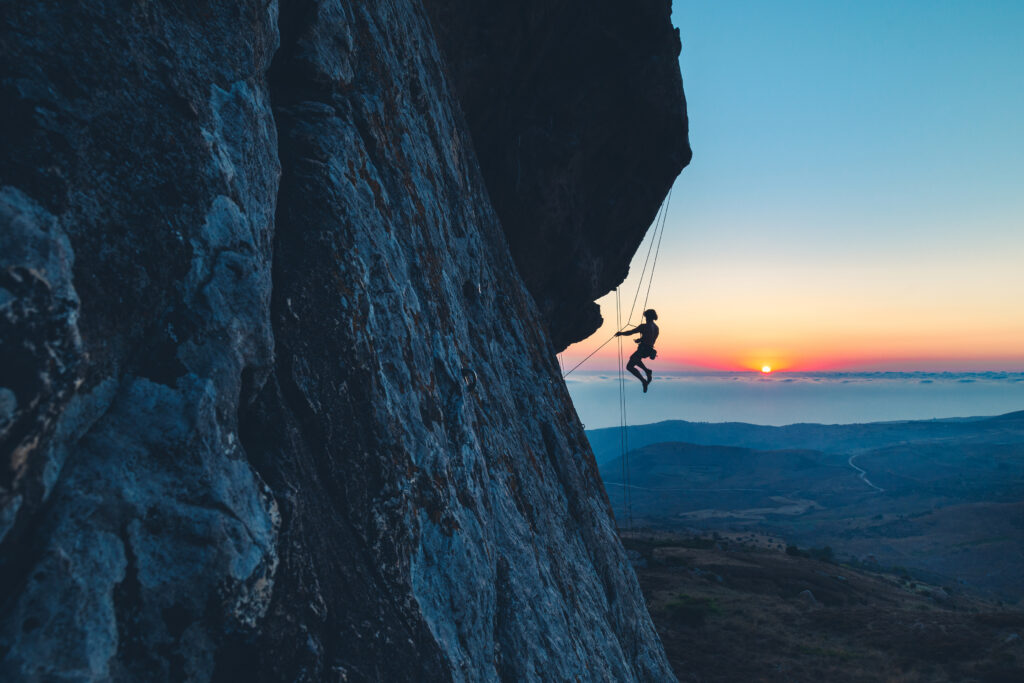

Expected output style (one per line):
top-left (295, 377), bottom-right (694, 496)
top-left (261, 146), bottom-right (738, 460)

top-left (588, 410), bottom-right (1024, 465)
top-left (589, 411), bottom-right (1024, 600)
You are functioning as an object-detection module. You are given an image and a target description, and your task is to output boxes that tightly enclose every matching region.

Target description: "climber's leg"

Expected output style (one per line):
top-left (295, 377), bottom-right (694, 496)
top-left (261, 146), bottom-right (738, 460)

top-left (627, 352), bottom-right (650, 391)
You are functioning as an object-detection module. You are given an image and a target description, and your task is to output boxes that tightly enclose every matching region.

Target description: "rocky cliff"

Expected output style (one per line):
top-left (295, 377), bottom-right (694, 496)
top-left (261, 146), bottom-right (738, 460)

top-left (0, 1), bottom-right (689, 680)
top-left (426, 1), bottom-right (691, 348)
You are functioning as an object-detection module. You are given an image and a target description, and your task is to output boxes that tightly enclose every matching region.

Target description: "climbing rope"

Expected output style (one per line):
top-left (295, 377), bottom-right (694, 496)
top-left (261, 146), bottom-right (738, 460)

top-left (616, 288), bottom-right (624, 527)
top-left (623, 188), bottom-right (669, 328)
top-left (641, 186), bottom-right (672, 316)
top-left (560, 188), bottom-right (675, 531)
top-left (561, 188), bottom-right (674, 378)
top-left (615, 286), bottom-right (634, 531)
top-left (565, 188), bottom-right (675, 530)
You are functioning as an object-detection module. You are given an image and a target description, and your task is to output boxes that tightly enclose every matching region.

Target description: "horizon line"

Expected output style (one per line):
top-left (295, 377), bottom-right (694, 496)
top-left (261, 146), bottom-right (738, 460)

top-left (564, 369), bottom-right (1024, 376)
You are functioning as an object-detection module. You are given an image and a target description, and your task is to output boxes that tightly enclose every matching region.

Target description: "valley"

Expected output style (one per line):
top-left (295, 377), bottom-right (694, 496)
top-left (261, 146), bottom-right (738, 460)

top-left (591, 411), bottom-right (1024, 600)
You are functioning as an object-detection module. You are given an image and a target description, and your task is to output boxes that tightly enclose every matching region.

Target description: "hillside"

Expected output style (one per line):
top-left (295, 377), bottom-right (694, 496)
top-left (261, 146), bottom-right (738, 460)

top-left (627, 531), bottom-right (1024, 682)
top-left (597, 415), bottom-right (1024, 600)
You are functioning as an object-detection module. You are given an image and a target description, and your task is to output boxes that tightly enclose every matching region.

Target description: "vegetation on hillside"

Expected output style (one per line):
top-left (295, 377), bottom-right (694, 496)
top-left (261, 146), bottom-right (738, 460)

top-left (626, 531), bottom-right (1024, 682)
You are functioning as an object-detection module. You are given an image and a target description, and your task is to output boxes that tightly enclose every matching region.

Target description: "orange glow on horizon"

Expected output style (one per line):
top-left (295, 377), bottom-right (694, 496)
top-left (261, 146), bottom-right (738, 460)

top-left (558, 254), bottom-right (1024, 374)
top-left (561, 341), bottom-right (1024, 374)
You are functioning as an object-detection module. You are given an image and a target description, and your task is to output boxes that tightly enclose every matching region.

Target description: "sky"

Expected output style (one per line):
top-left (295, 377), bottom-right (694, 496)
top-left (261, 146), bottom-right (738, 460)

top-left (562, 0), bottom-right (1024, 373)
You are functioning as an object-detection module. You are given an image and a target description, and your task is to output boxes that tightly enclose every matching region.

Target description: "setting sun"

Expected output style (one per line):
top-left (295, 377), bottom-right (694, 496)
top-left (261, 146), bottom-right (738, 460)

top-left (761, 365), bottom-right (772, 374)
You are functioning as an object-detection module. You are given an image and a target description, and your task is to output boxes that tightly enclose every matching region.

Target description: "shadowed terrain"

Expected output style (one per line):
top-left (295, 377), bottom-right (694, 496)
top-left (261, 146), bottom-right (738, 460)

top-left (595, 412), bottom-right (1024, 600)
top-left (626, 531), bottom-right (1024, 683)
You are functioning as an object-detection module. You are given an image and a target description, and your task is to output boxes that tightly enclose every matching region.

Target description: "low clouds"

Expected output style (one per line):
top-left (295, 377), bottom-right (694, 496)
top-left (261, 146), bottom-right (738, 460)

top-left (565, 371), bottom-right (1024, 429)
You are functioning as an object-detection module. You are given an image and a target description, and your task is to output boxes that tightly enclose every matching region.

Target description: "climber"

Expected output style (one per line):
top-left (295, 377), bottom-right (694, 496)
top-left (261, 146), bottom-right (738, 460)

top-left (615, 309), bottom-right (659, 393)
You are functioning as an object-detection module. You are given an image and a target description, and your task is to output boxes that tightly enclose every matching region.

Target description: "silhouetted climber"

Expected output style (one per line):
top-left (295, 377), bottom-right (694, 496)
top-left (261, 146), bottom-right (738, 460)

top-left (616, 309), bottom-right (659, 392)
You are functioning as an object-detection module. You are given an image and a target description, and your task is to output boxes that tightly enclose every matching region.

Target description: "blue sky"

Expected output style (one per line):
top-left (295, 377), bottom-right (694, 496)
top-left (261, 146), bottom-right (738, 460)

top-left (672, 0), bottom-right (1024, 259)
top-left (564, 0), bottom-right (1024, 371)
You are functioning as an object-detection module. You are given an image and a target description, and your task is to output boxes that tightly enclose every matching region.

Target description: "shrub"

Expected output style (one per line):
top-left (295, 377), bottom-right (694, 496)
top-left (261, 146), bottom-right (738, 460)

top-left (808, 546), bottom-right (835, 563)
top-left (680, 536), bottom-right (715, 550)
top-left (786, 544), bottom-right (835, 563)
top-left (665, 594), bottom-right (720, 627)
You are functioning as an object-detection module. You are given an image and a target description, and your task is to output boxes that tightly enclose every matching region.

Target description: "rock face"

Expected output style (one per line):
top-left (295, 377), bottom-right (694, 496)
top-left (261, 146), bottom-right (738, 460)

top-left (425, 0), bottom-right (692, 348)
top-left (1, 1), bottom-right (687, 680)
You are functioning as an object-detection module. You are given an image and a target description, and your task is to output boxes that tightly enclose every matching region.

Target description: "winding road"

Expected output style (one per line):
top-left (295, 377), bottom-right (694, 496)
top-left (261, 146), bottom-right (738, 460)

top-left (848, 453), bottom-right (885, 493)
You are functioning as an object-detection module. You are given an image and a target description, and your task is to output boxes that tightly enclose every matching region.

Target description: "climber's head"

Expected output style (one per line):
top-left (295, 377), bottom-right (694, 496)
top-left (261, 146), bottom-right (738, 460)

top-left (643, 309), bottom-right (658, 321)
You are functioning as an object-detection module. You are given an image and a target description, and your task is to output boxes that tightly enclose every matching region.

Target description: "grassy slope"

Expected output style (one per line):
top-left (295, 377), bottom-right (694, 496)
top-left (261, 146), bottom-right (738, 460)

top-left (626, 531), bottom-right (1024, 683)
top-left (599, 438), bottom-right (1024, 598)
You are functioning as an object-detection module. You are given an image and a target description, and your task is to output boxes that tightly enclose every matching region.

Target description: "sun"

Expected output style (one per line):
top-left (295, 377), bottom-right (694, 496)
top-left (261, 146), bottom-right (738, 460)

top-left (761, 365), bottom-right (772, 374)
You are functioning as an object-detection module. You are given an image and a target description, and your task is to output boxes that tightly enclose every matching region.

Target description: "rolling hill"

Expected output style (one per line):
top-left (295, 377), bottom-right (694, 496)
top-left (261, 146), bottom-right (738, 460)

top-left (593, 412), bottom-right (1024, 600)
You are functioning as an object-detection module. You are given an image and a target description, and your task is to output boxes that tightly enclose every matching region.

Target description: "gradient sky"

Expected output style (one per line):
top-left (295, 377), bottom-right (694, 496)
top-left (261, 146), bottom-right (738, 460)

top-left (563, 0), bottom-right (1024, 372)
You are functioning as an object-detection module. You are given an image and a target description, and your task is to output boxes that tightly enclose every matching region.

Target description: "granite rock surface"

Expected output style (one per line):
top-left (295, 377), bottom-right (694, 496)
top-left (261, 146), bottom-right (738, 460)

top-left (1, 1), bottom-right (687, 680)
top-left (425, 0), bottom-right (692, 348)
